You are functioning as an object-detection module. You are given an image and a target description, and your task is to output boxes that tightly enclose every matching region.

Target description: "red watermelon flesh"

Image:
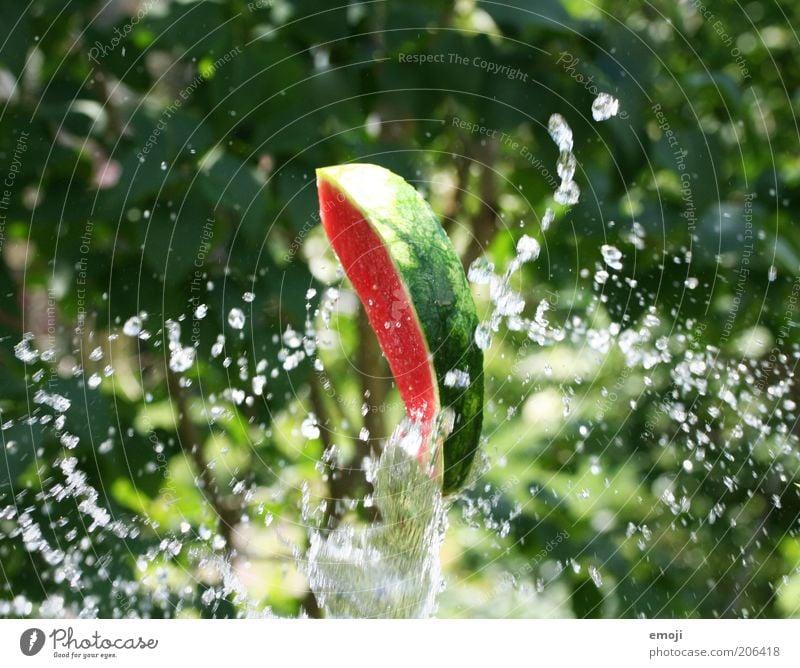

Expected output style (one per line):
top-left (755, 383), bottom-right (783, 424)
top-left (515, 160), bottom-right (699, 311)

top-left (318, 179), bottom-right (438, 458)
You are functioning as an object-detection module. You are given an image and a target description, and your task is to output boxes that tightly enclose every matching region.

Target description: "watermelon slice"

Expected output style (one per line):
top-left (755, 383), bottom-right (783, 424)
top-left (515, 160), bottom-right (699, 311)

top-left (316, 163), bottom-right (483, 493)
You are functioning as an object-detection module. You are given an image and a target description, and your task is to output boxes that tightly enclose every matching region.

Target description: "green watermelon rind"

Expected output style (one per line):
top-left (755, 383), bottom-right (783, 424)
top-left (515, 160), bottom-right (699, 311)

top-left (317, 163), bottom-right (484, 493)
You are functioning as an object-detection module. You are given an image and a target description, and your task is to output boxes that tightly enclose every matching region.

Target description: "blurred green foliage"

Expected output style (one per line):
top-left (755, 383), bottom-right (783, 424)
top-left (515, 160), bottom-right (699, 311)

top-left (1, 0), bottom-right (799, 618)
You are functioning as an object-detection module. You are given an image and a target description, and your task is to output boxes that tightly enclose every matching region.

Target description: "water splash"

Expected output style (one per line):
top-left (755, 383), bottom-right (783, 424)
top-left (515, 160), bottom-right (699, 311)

top-left (306, 418), bottom-right (449, 618)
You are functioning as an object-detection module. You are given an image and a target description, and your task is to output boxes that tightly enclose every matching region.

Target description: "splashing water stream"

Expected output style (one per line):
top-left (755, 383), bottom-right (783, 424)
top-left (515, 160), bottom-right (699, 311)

top-left (306, 419), bottom-right (449, 618)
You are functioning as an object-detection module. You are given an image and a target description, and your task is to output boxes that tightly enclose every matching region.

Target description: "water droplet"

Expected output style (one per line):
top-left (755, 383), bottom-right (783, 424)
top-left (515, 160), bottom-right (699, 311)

top-left (474, 323), bottom-right (492, 350)
top-left (601, 244), bottom-right (623, 271)
top-left (252, 375), bottom-right (266, 395)
top-left (516, 235), bottom-right (541, 263)
top-left (468, 257), bottom-right (495, 285)
top-left (228, 308), bottom-right (245, 330)
top-left (556, 150), bottom-right (576, 181)
top-left (14, 334), bottom-right (39, 364)
top-left (123, 316), bottom-right (142, 337)
top-left (541, 207), bottom-right (555, 231)
top-left (548, 113), bottom-right (573, 151)
top-left (591, 93), bottom-right (619, 121)
top-left (301, 414), bottom-right (321, 440)
top-left (554, 180), bottom-right (580, 205)
top-left (170, 346), bottom-right (195, 372)
top-left (588, 565), bottom-right (604, 587)
top-left (444, 369), bottom-right (470, 388)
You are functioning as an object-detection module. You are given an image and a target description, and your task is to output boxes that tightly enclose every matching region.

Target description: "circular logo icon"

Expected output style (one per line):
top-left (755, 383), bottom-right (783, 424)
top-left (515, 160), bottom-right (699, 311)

top-left (20, 628), bottom-right (45, 656)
